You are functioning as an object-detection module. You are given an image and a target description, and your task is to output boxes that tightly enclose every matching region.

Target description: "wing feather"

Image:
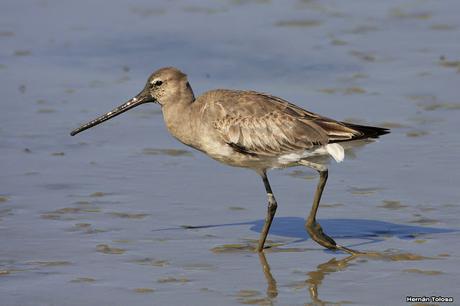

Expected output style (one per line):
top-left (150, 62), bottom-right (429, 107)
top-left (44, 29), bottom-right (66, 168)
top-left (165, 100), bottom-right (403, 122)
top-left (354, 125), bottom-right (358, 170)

top-left (213, 110), bottom-right (328, 156)
top-left (205, 90), bottom-right (387, 156)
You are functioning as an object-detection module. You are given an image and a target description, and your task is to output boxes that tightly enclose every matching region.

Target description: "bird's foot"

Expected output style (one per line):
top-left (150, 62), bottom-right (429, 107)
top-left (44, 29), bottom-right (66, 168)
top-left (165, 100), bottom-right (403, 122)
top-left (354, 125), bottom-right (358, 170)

top-left (336, 245), bottom-right (366, 256)
top-left (306, 221), bottom-right (337, 249)
top-left (306, 221), bottom-right (363, 255)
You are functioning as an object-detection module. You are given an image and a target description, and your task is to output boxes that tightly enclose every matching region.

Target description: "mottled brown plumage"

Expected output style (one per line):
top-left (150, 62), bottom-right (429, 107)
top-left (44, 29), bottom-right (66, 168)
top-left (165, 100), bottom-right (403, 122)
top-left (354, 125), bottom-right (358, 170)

top-left (71, 67), bottom-right (389, 254)
top-left (206, 90), bottom-right (385, 157)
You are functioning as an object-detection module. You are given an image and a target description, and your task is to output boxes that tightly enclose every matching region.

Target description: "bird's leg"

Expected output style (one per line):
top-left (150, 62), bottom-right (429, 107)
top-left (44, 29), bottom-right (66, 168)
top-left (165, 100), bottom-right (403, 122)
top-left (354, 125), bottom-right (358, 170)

top-left (299, 160), bottom-right (361, 255)
top-left (257, 171), bottom-right (278, 252)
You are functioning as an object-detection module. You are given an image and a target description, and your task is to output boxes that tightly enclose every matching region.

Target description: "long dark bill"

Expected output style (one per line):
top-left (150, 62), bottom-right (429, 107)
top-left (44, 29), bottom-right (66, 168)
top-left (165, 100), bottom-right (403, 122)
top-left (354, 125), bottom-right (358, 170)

top-left (70, 88), bottom-right (155, 136)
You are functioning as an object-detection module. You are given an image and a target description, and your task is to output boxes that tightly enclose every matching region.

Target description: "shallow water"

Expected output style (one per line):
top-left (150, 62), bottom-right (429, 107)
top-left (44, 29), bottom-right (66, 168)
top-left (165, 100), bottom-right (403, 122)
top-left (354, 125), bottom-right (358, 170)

top-left (1, 0), bottom-right (460, 305)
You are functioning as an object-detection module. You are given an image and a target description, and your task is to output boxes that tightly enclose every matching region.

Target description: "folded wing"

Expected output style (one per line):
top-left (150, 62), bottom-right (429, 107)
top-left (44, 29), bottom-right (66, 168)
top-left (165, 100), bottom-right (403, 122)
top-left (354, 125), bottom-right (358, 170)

top-left (209, 90), bottom-right (389, 156)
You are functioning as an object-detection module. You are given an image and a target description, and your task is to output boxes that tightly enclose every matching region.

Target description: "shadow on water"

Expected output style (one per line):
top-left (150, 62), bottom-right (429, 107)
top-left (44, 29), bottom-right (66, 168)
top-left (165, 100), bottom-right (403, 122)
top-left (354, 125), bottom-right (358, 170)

top-left (172, 217), bottom-right (456, 248)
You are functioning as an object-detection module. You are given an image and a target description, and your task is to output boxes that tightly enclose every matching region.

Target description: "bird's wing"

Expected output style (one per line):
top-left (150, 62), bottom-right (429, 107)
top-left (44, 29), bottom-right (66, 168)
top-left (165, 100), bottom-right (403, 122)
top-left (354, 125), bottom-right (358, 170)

top-left (208, 90), bottom-right (350, 156)
top-left (205, 90), bottom-right (386, 156)
top-left (248, 91), bottom-right (366, 143)
top-left (212, 108), bottom-right (329, 156)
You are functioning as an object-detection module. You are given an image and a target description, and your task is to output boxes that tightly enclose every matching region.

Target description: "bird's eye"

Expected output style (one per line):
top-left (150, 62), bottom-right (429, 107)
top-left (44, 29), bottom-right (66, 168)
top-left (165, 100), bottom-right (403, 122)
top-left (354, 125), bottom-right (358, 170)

top-left (154, 80), bottom-right (163, 86)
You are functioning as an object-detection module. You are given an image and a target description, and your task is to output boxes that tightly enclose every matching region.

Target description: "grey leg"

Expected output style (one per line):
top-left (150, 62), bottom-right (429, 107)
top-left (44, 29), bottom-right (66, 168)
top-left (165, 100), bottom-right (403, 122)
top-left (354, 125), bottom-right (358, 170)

top-left (257, 171), bottom-right (278, 252)
top-left (299, 160), bottom-right (361, 255)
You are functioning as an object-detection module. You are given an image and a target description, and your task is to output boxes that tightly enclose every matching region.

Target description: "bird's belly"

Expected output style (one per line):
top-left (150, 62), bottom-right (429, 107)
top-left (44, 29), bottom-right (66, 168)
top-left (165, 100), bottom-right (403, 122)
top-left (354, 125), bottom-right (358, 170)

top-left (193, 134), bottom-right (345, 171)
top-left (196, 141), bottom-right (273, 170)
top-left (203, 146), bottom-right (334, 171)
top-left (209, 153), bottom-right (284, 171)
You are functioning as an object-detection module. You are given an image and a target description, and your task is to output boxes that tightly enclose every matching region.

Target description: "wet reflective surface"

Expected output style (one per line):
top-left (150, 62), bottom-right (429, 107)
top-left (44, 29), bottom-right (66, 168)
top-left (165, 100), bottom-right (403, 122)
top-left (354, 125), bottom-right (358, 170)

top-left (1, 0), bottom-right (460, 305)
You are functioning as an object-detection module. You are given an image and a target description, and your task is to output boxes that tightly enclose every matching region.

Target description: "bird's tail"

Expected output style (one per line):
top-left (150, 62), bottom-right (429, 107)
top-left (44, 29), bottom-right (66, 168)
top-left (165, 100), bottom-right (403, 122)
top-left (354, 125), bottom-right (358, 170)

top-left (341, 122), bottom-right (390, 140)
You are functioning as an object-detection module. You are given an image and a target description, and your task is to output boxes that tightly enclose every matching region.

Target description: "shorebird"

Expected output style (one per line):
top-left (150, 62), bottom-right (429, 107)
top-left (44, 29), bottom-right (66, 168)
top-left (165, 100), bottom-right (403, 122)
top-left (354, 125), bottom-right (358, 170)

top-left (71, 67), bottom-right (389, 254)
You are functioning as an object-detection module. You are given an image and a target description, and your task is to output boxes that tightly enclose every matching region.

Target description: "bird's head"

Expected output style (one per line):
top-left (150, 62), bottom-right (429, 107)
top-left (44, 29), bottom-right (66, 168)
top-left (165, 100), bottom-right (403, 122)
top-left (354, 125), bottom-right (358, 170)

top-left (70, 67), bottom-right (194, 136)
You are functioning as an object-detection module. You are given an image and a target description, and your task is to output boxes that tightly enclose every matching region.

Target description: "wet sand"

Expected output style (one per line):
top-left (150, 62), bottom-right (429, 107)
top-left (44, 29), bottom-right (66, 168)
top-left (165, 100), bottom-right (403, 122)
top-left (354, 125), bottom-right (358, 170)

top-left (1, 0), bottom-right (459, 305)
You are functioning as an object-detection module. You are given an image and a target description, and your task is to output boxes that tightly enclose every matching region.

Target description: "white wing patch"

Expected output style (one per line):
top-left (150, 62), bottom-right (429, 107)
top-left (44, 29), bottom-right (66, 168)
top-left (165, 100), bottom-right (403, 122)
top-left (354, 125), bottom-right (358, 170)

top-left (325, 143), bottom-right (344, 162)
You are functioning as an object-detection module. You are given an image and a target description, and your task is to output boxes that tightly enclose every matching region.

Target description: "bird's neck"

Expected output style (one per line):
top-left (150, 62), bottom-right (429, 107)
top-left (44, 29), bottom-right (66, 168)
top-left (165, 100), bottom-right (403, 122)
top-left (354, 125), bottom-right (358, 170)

top-left (161, 100), bottom-right (196, 147)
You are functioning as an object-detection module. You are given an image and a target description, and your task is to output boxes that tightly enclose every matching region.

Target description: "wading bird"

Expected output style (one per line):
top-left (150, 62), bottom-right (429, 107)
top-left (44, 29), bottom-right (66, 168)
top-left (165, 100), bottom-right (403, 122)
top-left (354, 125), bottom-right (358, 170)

top-left (71, 67), bottom-right (389, 254)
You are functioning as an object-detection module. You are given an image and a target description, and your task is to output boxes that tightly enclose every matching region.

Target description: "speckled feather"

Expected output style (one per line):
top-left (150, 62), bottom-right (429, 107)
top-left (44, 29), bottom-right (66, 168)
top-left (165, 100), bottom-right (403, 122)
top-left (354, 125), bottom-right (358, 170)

top-left (205, 90), bottom-right (367, 157)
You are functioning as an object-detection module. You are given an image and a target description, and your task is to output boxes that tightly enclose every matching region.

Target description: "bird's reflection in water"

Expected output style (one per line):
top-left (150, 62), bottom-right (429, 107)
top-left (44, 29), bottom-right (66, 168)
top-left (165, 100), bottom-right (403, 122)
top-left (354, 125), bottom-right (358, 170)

top-left (258, 252), bottom-right (278, 299)
top-left (305, 256), bottom-right (357, 306)
top-left (257, 252), bottom-right (358, 305)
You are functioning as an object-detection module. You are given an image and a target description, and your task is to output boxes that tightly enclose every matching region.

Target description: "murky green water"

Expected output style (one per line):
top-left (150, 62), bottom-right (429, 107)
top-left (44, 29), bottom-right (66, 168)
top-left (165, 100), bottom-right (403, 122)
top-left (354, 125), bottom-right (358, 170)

top-left (1, 0), bottom-right (459, 305)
